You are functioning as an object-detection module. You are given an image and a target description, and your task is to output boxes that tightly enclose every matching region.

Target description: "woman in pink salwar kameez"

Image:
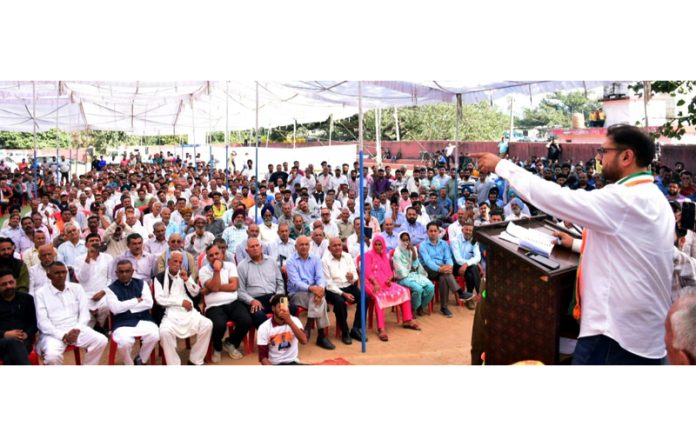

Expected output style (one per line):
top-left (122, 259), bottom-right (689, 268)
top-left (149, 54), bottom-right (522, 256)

top-left (363, 235), bottom-right (421, 341)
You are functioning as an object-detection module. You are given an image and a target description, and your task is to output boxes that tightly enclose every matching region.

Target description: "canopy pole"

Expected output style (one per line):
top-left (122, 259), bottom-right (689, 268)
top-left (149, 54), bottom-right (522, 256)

top-left (293, 120), bottom-right (297, 149)
top-left (255, 81), bottom-right (259, 223)
top-left (225, 81), bottom-right (230, 189)
top-left (394, 107), bottom-right (401, 141)
top-left (328, 114), bottom-right (333, 147)
top-left (191, 97), bottom-right (197, 174)
top-left (32, 81), bottom-right (38, 197)
top-left (509, 96), bottom-right (514, 143)
top-left (208, 93), bottom-right (213, 181)
top-left (55, 81), bottom-right (61, 185)
top-left (643, 81), bottom-right (651, 127)
top-left (358, 81), bottom-right (366, 353)
top-left (454, 93), bottom-right (462, 211)
top-left (375, 108), bottom-right (382, 167)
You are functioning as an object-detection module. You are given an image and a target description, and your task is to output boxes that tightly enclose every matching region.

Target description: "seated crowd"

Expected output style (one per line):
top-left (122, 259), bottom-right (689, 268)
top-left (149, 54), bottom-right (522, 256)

top-left (0, 148), bottom-right (695, 366)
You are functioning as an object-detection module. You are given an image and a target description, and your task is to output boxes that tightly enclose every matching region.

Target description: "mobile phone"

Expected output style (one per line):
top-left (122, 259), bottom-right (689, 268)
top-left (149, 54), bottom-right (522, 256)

top-left (280, 297), bottom-right (289, 311)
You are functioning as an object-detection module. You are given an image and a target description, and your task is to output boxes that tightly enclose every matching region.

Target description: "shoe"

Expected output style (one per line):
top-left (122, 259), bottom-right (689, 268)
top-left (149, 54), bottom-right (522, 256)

top-left (187, 360), bottom-right (200, 366)
top-left (416, 307), bottom-right (425, 317)
top-left (440, 307), bottom-right (453, 318)
top-left (211, 351), bottom-right (222, 363)
top-left (341, 332), bottom-right (353, 345)
top-left (316, 336), bottom-right (336, 350)
top-left (223, 341), bottom-right (244, 360)
top-left (457, 289), bottom-right (474, 302)
top-left (350, 328), bottom-right (368, 342)
top-left (466, 300), bottom-right (476, 310)
top-left (133, 355), bottom-right (144, 366)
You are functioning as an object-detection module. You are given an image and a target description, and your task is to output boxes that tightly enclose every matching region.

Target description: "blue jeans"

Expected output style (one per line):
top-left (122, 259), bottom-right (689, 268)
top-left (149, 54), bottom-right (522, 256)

top-left (571, 334), bottom-right (663, 365)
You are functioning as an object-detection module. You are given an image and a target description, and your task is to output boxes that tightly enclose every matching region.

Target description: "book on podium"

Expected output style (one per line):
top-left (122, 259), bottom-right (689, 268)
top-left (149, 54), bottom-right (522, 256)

top-left (474, 216), bottom-right (580, 365)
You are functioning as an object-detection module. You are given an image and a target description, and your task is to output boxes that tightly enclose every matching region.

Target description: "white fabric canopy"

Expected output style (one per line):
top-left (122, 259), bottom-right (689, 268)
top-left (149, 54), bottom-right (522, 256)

top-left (0, 80), bottom-right (618, 134)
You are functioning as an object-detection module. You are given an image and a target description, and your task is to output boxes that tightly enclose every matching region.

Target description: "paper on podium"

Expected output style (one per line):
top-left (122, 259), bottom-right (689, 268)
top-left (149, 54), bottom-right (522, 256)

top-left (501, 221), bottom-right (557, 257)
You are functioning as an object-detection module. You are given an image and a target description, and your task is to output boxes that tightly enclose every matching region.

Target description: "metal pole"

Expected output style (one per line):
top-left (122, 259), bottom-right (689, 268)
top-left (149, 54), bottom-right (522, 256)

top-left (208, 93), bottom-right (213, 181)
top-left (375, 108), bottom-right (382, 167)
top-left (225, 81), bottom-right (230, 189)
top-left (191, 97), bottom-right (197, 174)
top-left (56, 81), bottom-right (61, 184)
top-left (329, 114), bottom-right (333, 147)
top-left (32, 81), bottom-right (38, 197)
top-left (394, 106), bottom-right (401, 141)
top-left (643, 81), bottom-right (651, 127)
top-left (255, 81), bottom-right (259, 223)
top-left (454, 94), bottom-right (462, 211)
top-left (358, 81), bottom-right (366, 352)
top-left (509, 96), bottom-right (514, 142)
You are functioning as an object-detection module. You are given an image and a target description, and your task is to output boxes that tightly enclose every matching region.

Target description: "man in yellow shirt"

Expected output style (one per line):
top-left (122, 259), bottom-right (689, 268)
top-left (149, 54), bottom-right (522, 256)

top-left (211, 192), bottom-right (227, 219)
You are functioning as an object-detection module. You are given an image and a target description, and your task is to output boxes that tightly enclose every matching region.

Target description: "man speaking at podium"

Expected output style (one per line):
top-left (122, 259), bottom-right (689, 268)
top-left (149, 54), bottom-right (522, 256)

top-left (472, 124), bottom-right (674, 365)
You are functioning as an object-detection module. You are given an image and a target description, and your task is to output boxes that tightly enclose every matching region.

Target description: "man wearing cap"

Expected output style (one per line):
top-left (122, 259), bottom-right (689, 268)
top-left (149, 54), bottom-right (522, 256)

top-left (257, 294), bottom-right (307, 365)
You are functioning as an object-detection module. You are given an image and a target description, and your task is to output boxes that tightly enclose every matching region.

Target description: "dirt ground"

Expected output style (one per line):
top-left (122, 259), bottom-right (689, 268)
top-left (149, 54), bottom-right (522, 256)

top-left (62, 295), bottom-right (475, 366)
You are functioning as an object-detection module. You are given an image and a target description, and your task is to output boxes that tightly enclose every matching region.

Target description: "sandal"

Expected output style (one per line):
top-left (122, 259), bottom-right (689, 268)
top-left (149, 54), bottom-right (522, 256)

top-left (403, 321), bottom-right (421, 331)
top-left (377, 329), bottom-right (389, 342)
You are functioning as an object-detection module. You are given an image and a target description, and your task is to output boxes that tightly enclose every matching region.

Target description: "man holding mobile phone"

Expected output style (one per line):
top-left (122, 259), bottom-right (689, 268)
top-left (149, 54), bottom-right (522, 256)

top-left (257, 294), bottom-right (307, 365)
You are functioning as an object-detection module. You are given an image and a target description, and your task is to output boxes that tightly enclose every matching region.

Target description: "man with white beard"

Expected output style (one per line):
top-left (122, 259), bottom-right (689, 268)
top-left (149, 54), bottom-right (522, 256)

top-left (154, 251), bottom-right (212, 365)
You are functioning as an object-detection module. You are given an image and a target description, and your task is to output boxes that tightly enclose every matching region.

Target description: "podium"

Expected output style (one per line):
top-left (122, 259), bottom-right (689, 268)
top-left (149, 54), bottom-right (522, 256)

top-left (474, 217), bottom-right (580, 365)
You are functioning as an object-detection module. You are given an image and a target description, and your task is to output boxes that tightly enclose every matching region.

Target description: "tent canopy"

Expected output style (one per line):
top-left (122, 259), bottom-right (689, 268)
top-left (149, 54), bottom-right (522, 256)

top-left (0, 81), bottom-right (613, 134)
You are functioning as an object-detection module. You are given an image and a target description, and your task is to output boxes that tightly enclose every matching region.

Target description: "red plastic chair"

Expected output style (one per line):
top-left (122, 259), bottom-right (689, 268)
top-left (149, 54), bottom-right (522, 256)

top-left (108, 335), bottom-right (158, 365)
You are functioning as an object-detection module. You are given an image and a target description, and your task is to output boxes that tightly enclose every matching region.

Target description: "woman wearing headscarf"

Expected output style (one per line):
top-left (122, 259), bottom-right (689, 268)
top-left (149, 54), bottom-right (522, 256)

top-left (392, 231), bottom-right (435, 316)
top-left (363, 234), bottom-right (420, 341)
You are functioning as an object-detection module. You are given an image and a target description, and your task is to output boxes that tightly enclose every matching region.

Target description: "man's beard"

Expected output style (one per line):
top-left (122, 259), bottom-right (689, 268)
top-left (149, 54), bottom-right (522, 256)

top-left (0, 255), bottom-right (15, 267)
top-left (407, 217), bottom-right (417, 224)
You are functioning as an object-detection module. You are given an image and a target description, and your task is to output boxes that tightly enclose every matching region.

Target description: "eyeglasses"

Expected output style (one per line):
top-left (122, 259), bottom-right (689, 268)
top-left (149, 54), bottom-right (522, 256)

top-left (596, 147), bottom-right (624, 156)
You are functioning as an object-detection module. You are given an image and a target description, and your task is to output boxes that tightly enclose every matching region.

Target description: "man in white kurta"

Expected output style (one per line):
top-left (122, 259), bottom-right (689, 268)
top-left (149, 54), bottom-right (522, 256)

top-left (74, 233), bottom-right (113, 330)
top-left (34, 261), bottom-right (108, 365)
top-left (154, 252), bottom-right (212, 365)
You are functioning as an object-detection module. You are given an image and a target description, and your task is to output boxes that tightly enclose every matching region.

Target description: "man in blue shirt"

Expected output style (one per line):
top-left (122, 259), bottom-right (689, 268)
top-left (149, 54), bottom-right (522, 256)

top-left (437, 188), bottom-right (453, 216)
top-left (425, 193), bottom-right (449, 228)
top-left (404, 207), bottom-right (427, 246)
top-left (419, 222), bottom-right (472, 317)
top-left (451, 219), bottom-right (481, 310)
top-left (286, 236), bottom-right (335, 350)
top-left (371, 196), bottom-right (386, 226)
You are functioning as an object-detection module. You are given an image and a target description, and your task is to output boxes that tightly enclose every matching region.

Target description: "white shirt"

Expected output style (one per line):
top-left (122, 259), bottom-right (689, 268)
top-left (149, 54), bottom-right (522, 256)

top-left (321, 221), bottom-right (340, 239)
top-left (34, 282), bottom-right (90, 340)
top-left (105, 279), bottom-right (154, 315)
top-left (74, 252), bottom-right (114, 295)
top-left (29, 263), bottom-right (53, 296)
top-left (143, 213), bottom-right (162, 236)
top-left (257, 316), bottom-right (303, 364)
top-left (309, 239), bottom-right (329, 260)
top-left (322, 252), bottom-right (358, 294)
top-left (199, 261), bottom-right (238, 308)
top-left (496, 160), bottom-right (674, 358)
top-left (259, 223), bottom-right (279, 245)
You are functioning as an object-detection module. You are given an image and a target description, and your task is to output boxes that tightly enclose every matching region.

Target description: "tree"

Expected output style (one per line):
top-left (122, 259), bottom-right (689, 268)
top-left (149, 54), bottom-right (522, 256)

top-left (629, 81), bottom-right (696, 140)
top-left (517, 91), bottom-right (601, 131)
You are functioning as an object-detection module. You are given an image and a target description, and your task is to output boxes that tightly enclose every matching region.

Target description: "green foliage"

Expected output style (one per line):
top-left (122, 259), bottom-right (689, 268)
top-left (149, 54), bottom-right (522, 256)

top-left (629, 81), bottom-right (696, 140)
top-left (268, 101), bottom-right (510, 143)
top-left (517, 91), bottom-right (601, 130)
